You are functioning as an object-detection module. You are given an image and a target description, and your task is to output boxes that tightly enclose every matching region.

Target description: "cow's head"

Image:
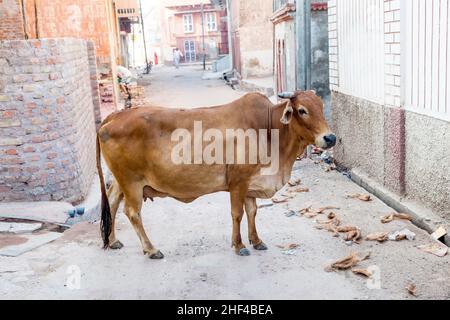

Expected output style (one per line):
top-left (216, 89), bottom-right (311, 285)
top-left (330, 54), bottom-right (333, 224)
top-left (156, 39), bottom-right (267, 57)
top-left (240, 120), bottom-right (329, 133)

top-left (278, 90), bottom-right (336, 149)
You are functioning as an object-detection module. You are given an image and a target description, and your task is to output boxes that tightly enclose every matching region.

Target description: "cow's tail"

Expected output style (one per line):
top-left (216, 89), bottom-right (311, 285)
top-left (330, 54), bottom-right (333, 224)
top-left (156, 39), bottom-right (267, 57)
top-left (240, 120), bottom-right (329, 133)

top-left (96, 134), bottom-right (112, 249)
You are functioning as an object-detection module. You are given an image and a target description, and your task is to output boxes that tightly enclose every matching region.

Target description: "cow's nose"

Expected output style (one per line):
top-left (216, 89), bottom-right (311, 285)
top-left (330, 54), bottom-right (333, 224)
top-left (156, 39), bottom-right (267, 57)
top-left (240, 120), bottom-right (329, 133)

top-left (323, 134), bottom-right (337, 148)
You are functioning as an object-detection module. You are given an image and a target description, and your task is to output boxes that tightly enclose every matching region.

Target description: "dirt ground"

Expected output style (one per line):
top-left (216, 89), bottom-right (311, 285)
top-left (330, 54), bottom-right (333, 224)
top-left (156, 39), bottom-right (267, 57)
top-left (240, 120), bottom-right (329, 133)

top-left (1, 66), bottom-right (449, 300)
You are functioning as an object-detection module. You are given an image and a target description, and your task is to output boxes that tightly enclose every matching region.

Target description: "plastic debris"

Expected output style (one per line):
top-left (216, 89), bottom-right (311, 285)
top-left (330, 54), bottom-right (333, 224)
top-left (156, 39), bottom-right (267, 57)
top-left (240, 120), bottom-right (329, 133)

top-left (418, 242), bottom-right (448, 257)
top-left (284, 210), bottom-right (297, 218)
top-left (389, 229), bottom-right (416, 241)
top-left (257, 200), bottom-right (274, 209)
top-left (277, 244), bottom-right (300, 256)
top-left (366, 232), bottom-right (389, 243)
top-left (381, 213), bottom-right (413, 224)
top-left (320, 151), bottom-right (333, 164)
top-left (325, 252), bottom-right (371, 272)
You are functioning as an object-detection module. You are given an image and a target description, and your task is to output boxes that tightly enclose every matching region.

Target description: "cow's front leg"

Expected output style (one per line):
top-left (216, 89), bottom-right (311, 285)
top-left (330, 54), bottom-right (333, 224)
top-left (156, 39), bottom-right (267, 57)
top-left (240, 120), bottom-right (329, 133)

top-left (230, 186), bottom-right (250, 256)
top-left (244, 197), bottom-right (268, 251)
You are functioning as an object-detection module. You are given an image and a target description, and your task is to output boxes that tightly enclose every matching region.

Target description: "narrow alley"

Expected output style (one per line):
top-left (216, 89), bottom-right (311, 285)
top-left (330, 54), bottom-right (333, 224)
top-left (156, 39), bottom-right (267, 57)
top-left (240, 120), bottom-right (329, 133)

top-left (1, 66), bottom-right (449, 300)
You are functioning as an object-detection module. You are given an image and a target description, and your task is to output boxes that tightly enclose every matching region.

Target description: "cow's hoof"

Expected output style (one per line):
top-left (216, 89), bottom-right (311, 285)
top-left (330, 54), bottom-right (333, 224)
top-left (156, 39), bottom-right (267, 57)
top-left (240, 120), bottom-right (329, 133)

top-left (109, 240), bottom-right (124, 250)
top-left (237, 248), bottom-right (251, 256)
top-left (149, 250), bottom-right (165, 260)
top-left (253, 242), bottom-right (268, 251)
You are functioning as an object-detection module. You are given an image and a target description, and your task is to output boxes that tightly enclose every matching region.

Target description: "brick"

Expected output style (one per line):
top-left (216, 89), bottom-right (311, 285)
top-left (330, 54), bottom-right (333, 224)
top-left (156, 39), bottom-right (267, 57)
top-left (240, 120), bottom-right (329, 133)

top-left (0, 137), bottom-right (23, 146)
top-left (24, 146), bottom-right (36, 153)
top-left (5, 149), bottom-right (18, 155)
top-left (22, 85), bottom-right (35, 92)
top-left (47, 152), bottom-right (58, 160)
top-left (0, 119), bottom-right (21, 128)
top-left (2, 110), bottom-right (16, 118)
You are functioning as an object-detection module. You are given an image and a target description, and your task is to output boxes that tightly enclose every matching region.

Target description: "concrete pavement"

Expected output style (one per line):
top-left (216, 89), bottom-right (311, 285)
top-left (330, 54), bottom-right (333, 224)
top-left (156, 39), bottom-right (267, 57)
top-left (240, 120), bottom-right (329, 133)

top-left (1, 66), bottom-right (449, 300)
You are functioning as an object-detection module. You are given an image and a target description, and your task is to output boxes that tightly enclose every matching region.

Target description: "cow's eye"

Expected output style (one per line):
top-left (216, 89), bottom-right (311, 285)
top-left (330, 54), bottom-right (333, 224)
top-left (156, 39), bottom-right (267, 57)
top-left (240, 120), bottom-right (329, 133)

top-left (299, 108), bottom-right (308, 116)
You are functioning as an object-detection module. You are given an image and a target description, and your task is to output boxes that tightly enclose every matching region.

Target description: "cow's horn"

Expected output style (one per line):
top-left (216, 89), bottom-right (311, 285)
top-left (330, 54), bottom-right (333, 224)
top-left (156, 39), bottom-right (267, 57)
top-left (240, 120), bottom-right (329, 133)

top-left (278, 92), bottom-right (296, 99)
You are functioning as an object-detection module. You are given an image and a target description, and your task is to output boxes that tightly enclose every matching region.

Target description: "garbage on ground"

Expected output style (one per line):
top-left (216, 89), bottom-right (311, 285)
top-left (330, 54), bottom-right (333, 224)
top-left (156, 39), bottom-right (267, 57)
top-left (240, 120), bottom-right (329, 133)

top-left (347, 193), bottom-right (372, 202)
top-left (352, 268), bottom-right (372, 278)
top-left (333, 225), bottom-right (362, 243)
top-left (289, 187), bottom-right (310, 193)
top-left (389, 229), bottom-right (416, 241)
top-left (320, 151), bottom-right (334, 164)
top-left (276, 243), bottom-right (299, 251)
top-left (315, 216), bottom-right (341, 237)
top-left (325, 252), bottom-right (371, 272)
top-left (272, 195), bottom-right (290, 204)
top-left (200, 273), bottom-right (207, 282)
top-left (417, 242), bottom-right (448, 257)
top-left (406, 284), bottom-right (417, 297)
top-left (366, 232), bottom-right (389, 243)
top-left (281, 249), bottom-right (297, 255)
top-left (299, 206), bottom-right (340, 219)
top-left (257, 200), bottom-right (274, 209)
top-left (277, 244), bottom-right (299, 256)
top-left (284, 210), bottom-right (297, 218)
top-left (431, 226), bottom-right (447, 241)
top-left (343, 229), bottom-right (362, 243)
top-left (381, 213), bottom-right (412, 224)
top-left (288, 177), bottom-right (302, 187)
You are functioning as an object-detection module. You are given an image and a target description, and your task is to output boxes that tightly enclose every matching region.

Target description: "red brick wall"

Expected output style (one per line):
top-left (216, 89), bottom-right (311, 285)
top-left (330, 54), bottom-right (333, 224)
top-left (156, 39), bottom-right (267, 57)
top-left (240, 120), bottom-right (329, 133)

top-left (0, 38), bottom-right (97, 203)
top-left (33, 0), bottom-right (118, 71)
top-left (0, 0), bottom-right (26, 40)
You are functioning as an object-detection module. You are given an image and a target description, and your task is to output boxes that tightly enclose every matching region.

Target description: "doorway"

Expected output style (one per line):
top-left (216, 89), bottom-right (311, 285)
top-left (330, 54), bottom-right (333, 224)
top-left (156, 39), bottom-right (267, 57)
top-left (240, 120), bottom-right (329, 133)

top-left (184, 40), bottom-right (196, 63)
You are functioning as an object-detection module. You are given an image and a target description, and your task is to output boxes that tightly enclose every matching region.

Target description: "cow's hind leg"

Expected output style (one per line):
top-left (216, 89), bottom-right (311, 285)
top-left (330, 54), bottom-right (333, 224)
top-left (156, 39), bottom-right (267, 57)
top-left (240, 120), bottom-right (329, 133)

top-left (230, 185), bottom-right (251, 256)
top-left (107, 179), bottom-right (124, 250)
top-left (123, 184), bottom-right (163, 259)
top-left (244, 197), bottom-right (268, 251)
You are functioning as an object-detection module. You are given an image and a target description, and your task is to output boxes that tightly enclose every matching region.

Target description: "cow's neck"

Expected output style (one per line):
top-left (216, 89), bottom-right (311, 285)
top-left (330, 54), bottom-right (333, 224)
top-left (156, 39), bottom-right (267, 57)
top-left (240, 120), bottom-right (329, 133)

top-left (271, 102), bottom-right (308, 179)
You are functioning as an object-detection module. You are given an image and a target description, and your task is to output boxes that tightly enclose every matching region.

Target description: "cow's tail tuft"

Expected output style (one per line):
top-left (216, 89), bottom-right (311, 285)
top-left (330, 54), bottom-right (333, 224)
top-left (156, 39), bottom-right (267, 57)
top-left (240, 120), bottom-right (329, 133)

top-left (96, 134), bottom-right (112, 249)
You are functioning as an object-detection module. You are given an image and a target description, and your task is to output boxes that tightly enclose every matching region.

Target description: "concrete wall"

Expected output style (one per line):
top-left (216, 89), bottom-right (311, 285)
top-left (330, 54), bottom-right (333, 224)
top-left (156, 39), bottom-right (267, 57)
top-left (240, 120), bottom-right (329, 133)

top-left (0, 38), bottom-right (97, 203)
top-left (329, 0), bottom-right (450, 221)
top-left (231, 0), bottom-right (273, 78)
top-left (332, 91), bottom-right (450, 220)
top-left (404, 113), bottom-right (450, 219)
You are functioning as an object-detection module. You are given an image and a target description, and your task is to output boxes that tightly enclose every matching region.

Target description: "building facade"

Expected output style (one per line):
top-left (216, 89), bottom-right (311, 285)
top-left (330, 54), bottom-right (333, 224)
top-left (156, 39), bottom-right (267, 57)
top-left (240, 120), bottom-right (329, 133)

top-left (272, 0), bottom-right (330, 114)
top-left (329, 0), bottom-right (450, 220)
top-left (228, 0), bottom-right (274, 79)
top-left (163, 1), bottom-right (229, 64)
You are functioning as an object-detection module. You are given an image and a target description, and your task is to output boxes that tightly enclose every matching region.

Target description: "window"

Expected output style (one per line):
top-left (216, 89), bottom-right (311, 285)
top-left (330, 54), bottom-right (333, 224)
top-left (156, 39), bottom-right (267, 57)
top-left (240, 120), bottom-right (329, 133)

top-left (183, 14), bottom-right (194, 33)
top-left (205, 12), bottom-right (217, 32)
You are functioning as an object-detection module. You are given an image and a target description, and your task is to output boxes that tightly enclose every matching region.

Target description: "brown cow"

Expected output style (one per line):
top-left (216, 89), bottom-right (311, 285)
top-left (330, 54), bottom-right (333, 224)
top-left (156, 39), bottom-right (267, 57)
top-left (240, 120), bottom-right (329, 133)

top-left (96, 91), bottom-right (336, 259)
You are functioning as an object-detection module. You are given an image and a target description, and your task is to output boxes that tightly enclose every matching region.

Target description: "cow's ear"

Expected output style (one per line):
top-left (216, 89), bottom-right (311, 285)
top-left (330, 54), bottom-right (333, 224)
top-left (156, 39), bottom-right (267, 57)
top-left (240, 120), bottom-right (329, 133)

top-left (280, 103), bottom-right (294, 125)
